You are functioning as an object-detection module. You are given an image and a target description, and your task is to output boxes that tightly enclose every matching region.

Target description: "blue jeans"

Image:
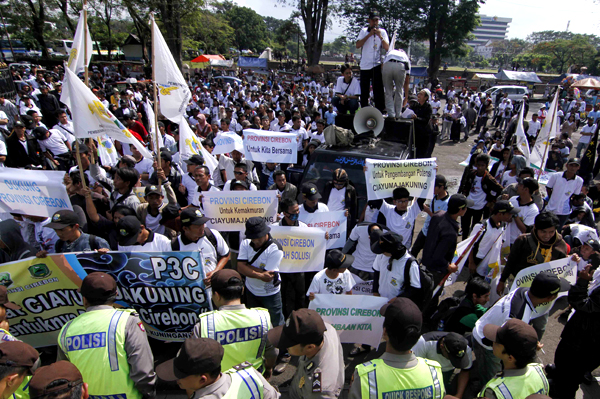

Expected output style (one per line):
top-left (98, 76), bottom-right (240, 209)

top-left (245, 289), bottom-right (285, 327)
top-left (332, 96), bottom-right (359, 115)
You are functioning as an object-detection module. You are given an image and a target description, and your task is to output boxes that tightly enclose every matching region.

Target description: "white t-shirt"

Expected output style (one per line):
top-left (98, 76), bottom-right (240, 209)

top-left (333, 76), bottom-right (361, 97)
top-left (501, 173), bottom-right (518, 188)
top-left (177, 230), bottom-right (230, 274)
top-left (357, 26), bottom-right (389, 70)
top-left (34, 217), bottom-right (59, 253)
top-left (118, 231), bottom-right (172, 252)
top-left (144, 212), bottom-right (165, 235)
top-left (526, 120), bottom-right (541, 137)
top-left (290, 127), bottom-right (308, 151)
top-left (474, 220), bottom-right (505, 277)
top-left (429, 100), bottom-right (441, 114)
top-left (0, 140), bottom-right (6, 168)
top-left (373, 252), bottom-right (421, 299)
top-left (347, 224), bottom-right (378, 273)
top-left (299, 202), bottom-right (330, 220)
top-left (134, 158), bottom-right (154, 177)
top-left (39, 130), bottom-right (69, 155)
top-left (182, 172), bottom-right (199, 204)
top-left (223, 180), bottom-right (257, 191)
top-left (467, 176), bottom-right (487, 210)
top-left (379, 200), bottom-right (421, 247)
top-left (327, 187), bottom-right (346, 211)
top-left (580, 124), bottom-right (596, 144)
top-left (507, 196), bottom-right (539, 245)
top-left (192, 185), bottom-right (221, 207)
top-left (307, 269), bottom-right (356, 296)
top-left (412, 335), bottom-right (474, 372)
top-left (546, 172), bottom-right (583, 215)
top-left (238, 239), bottom-right (283, 297)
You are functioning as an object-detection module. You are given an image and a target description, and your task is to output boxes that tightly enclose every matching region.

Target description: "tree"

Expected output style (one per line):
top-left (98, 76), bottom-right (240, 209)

top-left (224, 5), bottom-right (268, 52)
top-left (398, 0), bottom-right (483, 80)
top-left (11, 0), bottom-right (50, 58)
top-left (339, 0), bottom-right (409, 41)
top-left (50, 0), bottom-right (75, 34)
top-left (89, 0), bottom-right (123, 60)
top-left (185, 10), bottom-right (234, 54)
top-left (489, 38), bottom-right (528, 69)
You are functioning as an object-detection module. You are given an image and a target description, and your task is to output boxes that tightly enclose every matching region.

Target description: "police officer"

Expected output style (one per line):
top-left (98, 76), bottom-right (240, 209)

top-left (412, 332), bottom-right (473, 398)
top-left (192, 270), bottom-right (276, 375)
top-left (478, 319), bottom-right (549, 399)
top-left (0, 342), bottom-right (39, 399)
top-left (29, 361), bottom-right (87, 399)
top-left (57, 273), bottom-right (156, 399)
top-left (349, 297), bottom-right (445, 399)
top-left (267, 309), bottom-right (345, 399)
top-left (156, 337), bottom-right (279, 399)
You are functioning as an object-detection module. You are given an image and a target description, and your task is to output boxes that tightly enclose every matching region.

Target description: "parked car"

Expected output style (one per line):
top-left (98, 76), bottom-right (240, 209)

top-left (484, 85), bottom-right (529, 103)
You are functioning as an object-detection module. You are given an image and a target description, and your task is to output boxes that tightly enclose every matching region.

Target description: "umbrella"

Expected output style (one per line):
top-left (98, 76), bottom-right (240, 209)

top-left (190, 54), bottom-right (226, 63)
top-left (571, 78), bottom-right (600, 89)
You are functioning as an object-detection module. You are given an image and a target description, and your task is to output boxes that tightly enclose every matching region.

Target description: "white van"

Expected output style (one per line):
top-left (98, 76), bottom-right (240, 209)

top-left (484, 86), bottom-right (529, 103)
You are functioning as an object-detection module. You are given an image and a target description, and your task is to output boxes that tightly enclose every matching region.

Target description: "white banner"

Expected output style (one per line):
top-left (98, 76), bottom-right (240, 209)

top-left (509, 258), bottom-right (575, 315)
top-left (299, 211), bottom-right (347, 249)
top-left (151, 16), bottom-right (191, 124)
top-left (365, 158), bottom-right (437, 200)
top-left (67, 11), bottom-right (93, 75)
top-left (60, 68), bottom-right (152, 159)
top-left (351, 280), bottom-right (374, 296)
top-left (201, 191), bottom-right (278, 231)
top-left (212, 132), bottom-right (244, 155)
top-left (514, 102), bottom-right (531, 163)
top-left (270, 226), bottom-right (327, 273)
top-left (533, 168), bottom-right (555, 186)
top-left (242, 129), bottom-right (296, 163)
top-left (445, 223), bottom-right (487, 286)
top-left (0, 169), bottom-right (73, 217)
top-left (530, 90), bottom-right (559, 170)
top-left (309, 294), bottom-right (388, 348)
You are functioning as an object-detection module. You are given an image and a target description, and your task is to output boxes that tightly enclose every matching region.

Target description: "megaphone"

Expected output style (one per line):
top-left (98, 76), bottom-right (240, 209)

top-left (353, 106), bottom-right (384, 137)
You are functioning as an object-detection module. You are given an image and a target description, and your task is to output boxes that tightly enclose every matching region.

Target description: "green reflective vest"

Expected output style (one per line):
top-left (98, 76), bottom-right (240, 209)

top-left (58, 308), bottom-right (142, 399)
top-left (199, 307), bottom-right (271, 371)
top-left (0, 329), bottom-right (30, 399)
top-left (221, 364), bottom-right (265, 399)
top-left (355, 357), bottom-right (445, 399)
top-left (480, 363), bottom-right (549, 399)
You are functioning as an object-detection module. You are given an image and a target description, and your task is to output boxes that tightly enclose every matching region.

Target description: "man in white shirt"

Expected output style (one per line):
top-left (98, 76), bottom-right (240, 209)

top-left (116, 215), bottom-right (172, 252)
top-left (271, 111), bottom-right (291, 132)
top-left (375, 186), bottom-right (424, 248)
top-left (290, 115), bottom-right (308, 166)
top-left (506, 178), bottom-right (539, 246)
top-left (299, 183), bottom-right (330, 219)
top-left (355, 10), bottom-right (389, 112)
top-left (526, 113), bottom-right (541, 139)
top-left (343, 223), bottom-right (383, 281)
top-left (32, 126), bottom-right (71, 170)
top-left (576, 117), bottom-right (596, 158)
top-left (237, 217), bottom-right (285, 327)
top-left (382, 47), bottom-right (410, 118)
top-left (52, 111), bottom-right (76, 144)
top-left (192, 165), bottom-right (221, 208)
top-left (546, 158), bottom-right (584, 228)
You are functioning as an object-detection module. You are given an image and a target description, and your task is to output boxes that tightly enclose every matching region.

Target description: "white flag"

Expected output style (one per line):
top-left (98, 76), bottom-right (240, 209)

top-left (67, 11), bottom-right (93, 74)
top-left (179, 122), bottom-right (217, 173)
top-left (151, 16), bottom-right (191, 123)
top-left (530, 90), bottom-right (559, 170)
top-left (514, 102), bottom-right (530, 163)
top-left (445, 224), bottom-right (486, 286)
top-left (97, 134), bottom-right (119, 166)
top-left (145, 99), bottom-right (164, 150)
top-left (60, 67), bottom-right (152, 159)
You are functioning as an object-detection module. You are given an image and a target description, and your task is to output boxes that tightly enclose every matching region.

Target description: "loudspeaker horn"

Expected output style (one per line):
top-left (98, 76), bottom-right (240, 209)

top-left (353, 106), bottom-right (384, 137)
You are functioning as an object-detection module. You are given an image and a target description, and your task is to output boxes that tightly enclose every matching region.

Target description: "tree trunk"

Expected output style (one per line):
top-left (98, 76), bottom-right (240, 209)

top-left (56, 0), bottom-right (75, 34)
top-left (26, 0), bottom-right (49, 58)
top-left (157, 0), bottom-right (183, 69)
top-left (301, 0), bottom-right (329, 66)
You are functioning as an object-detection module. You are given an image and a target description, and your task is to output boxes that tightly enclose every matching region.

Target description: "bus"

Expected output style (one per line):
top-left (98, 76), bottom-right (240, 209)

top-left (0, 39), bottom-right (27, 61)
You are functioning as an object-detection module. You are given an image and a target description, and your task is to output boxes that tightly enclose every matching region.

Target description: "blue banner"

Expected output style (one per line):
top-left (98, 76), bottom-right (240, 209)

top-left (65, 251), bottom-right (211, 342)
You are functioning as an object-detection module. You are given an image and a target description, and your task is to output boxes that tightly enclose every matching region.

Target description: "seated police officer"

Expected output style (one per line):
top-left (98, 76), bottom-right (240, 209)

top-left (156, 337), bottom-right (279, 399)
top-left (349, 297), bottom-right (445, 399)
top-left (477, 319), bottom-right (549, 399)
top-left (193, 269), bottom-right (276, 376)
top-left (57, 273), bottom-right (156, 399)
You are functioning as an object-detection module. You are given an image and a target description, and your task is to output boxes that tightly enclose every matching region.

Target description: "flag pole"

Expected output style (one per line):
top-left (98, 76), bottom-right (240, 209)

top-left (536, 91), bottom-right (559, 182)
top-left (151, 14), bottom-right (162, 186)
top-left (73, 0), bottom-right (90, 189)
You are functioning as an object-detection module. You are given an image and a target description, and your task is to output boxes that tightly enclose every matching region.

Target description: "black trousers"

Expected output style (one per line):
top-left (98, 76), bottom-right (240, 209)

top-left (280, 272), bottom-right (305, 317)
top-left (461, 207), bottom-right (485, 240)
top-left (551, 338), bottom-right (600, 399)
top-left (360, 65), bottom-right (385, 112)
top-left (411, 230), bottom-right (427, 258)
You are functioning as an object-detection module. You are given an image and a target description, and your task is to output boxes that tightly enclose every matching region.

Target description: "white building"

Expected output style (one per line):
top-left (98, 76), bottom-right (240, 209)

top-left (467, 15), bottom-right (512, 48)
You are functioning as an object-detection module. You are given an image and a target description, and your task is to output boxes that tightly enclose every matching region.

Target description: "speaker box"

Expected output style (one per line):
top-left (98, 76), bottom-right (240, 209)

top-left (334, 113), bottom-right (355, 132)
top-left (381, 118), bottom-right (413, 145)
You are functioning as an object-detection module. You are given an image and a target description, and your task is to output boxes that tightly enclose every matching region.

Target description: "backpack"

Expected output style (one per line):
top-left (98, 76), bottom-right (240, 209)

top-left (171, 227), bottom-right (218, 252)
top-left (55, 234), bottom-right (100, 253)
top-left (324, 124), bottom-right (354, 147)
top-left (402, 255), bottom-right (435, 310)
top-left (428, 296), bottom-right (462, 331)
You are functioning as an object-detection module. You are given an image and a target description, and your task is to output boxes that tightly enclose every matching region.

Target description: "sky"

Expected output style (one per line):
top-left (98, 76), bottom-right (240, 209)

top-left (232, 0), bottom-right (600, 43)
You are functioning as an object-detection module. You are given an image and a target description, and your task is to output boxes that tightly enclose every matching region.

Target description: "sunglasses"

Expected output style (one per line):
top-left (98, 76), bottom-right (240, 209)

top-left (233, 171), bottom-right (246, 175)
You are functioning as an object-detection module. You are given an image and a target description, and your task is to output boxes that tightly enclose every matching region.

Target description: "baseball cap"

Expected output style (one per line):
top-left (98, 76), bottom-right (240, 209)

top-left (144, 185), bottom-right (162, 197)
top-left (267, 309), bottom-right (326, 350)
top-left (116, 216), bottom-right (141, 246)
top-left (156, 338), bottom-right (224, 381)
top-left (79, 272), bottom-right (117, 301)
top-left (302, 183), bottom-right (321, 201)
top-left (529, 271), bottom-right (571, 298)
top-left (231, 180), bottom-right (249, 190)
top-left (492, 200), bottom-right (520, 215)
top-left (380, 298), bottom-right (422, 350)
top-left (210, 269), bottom-right (243, 293)
top-left (45, 210), bottom-right (80, 230)
top-left (567, 157), bottom-right (581, 165)
top-left (245, 217), bottom-right (270, 239)
top-left (0, 286), bottom-right (21, 310)
top-left (584, 238), bottom-right (600, 252)
top-left (0, 341), bottom-right (39, 371)
top-left (483, 319), bottom-right (538, 361)
top-left (184, 154), bottom-right (204, 166)
top-left (371, 231), bottom-right (404, 255)
top-left (441, 333), bottom-right (470, 369)
top-left (29, 361), bottom-right (83, 399)
top-left (160, 151), bottom-right (173, 162)
top-left (368, 10), bottom-right (380, 19)
top-left (325, 249), bottom-right (354, 270)
top-left (13, 121), bottom-right (25, 128)
top-left (180, 207), bottom-right (209, 226)
top-left (447, 194), bottom-right (474, 214)
top-left (435, 175), bottom-right (447, 188)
